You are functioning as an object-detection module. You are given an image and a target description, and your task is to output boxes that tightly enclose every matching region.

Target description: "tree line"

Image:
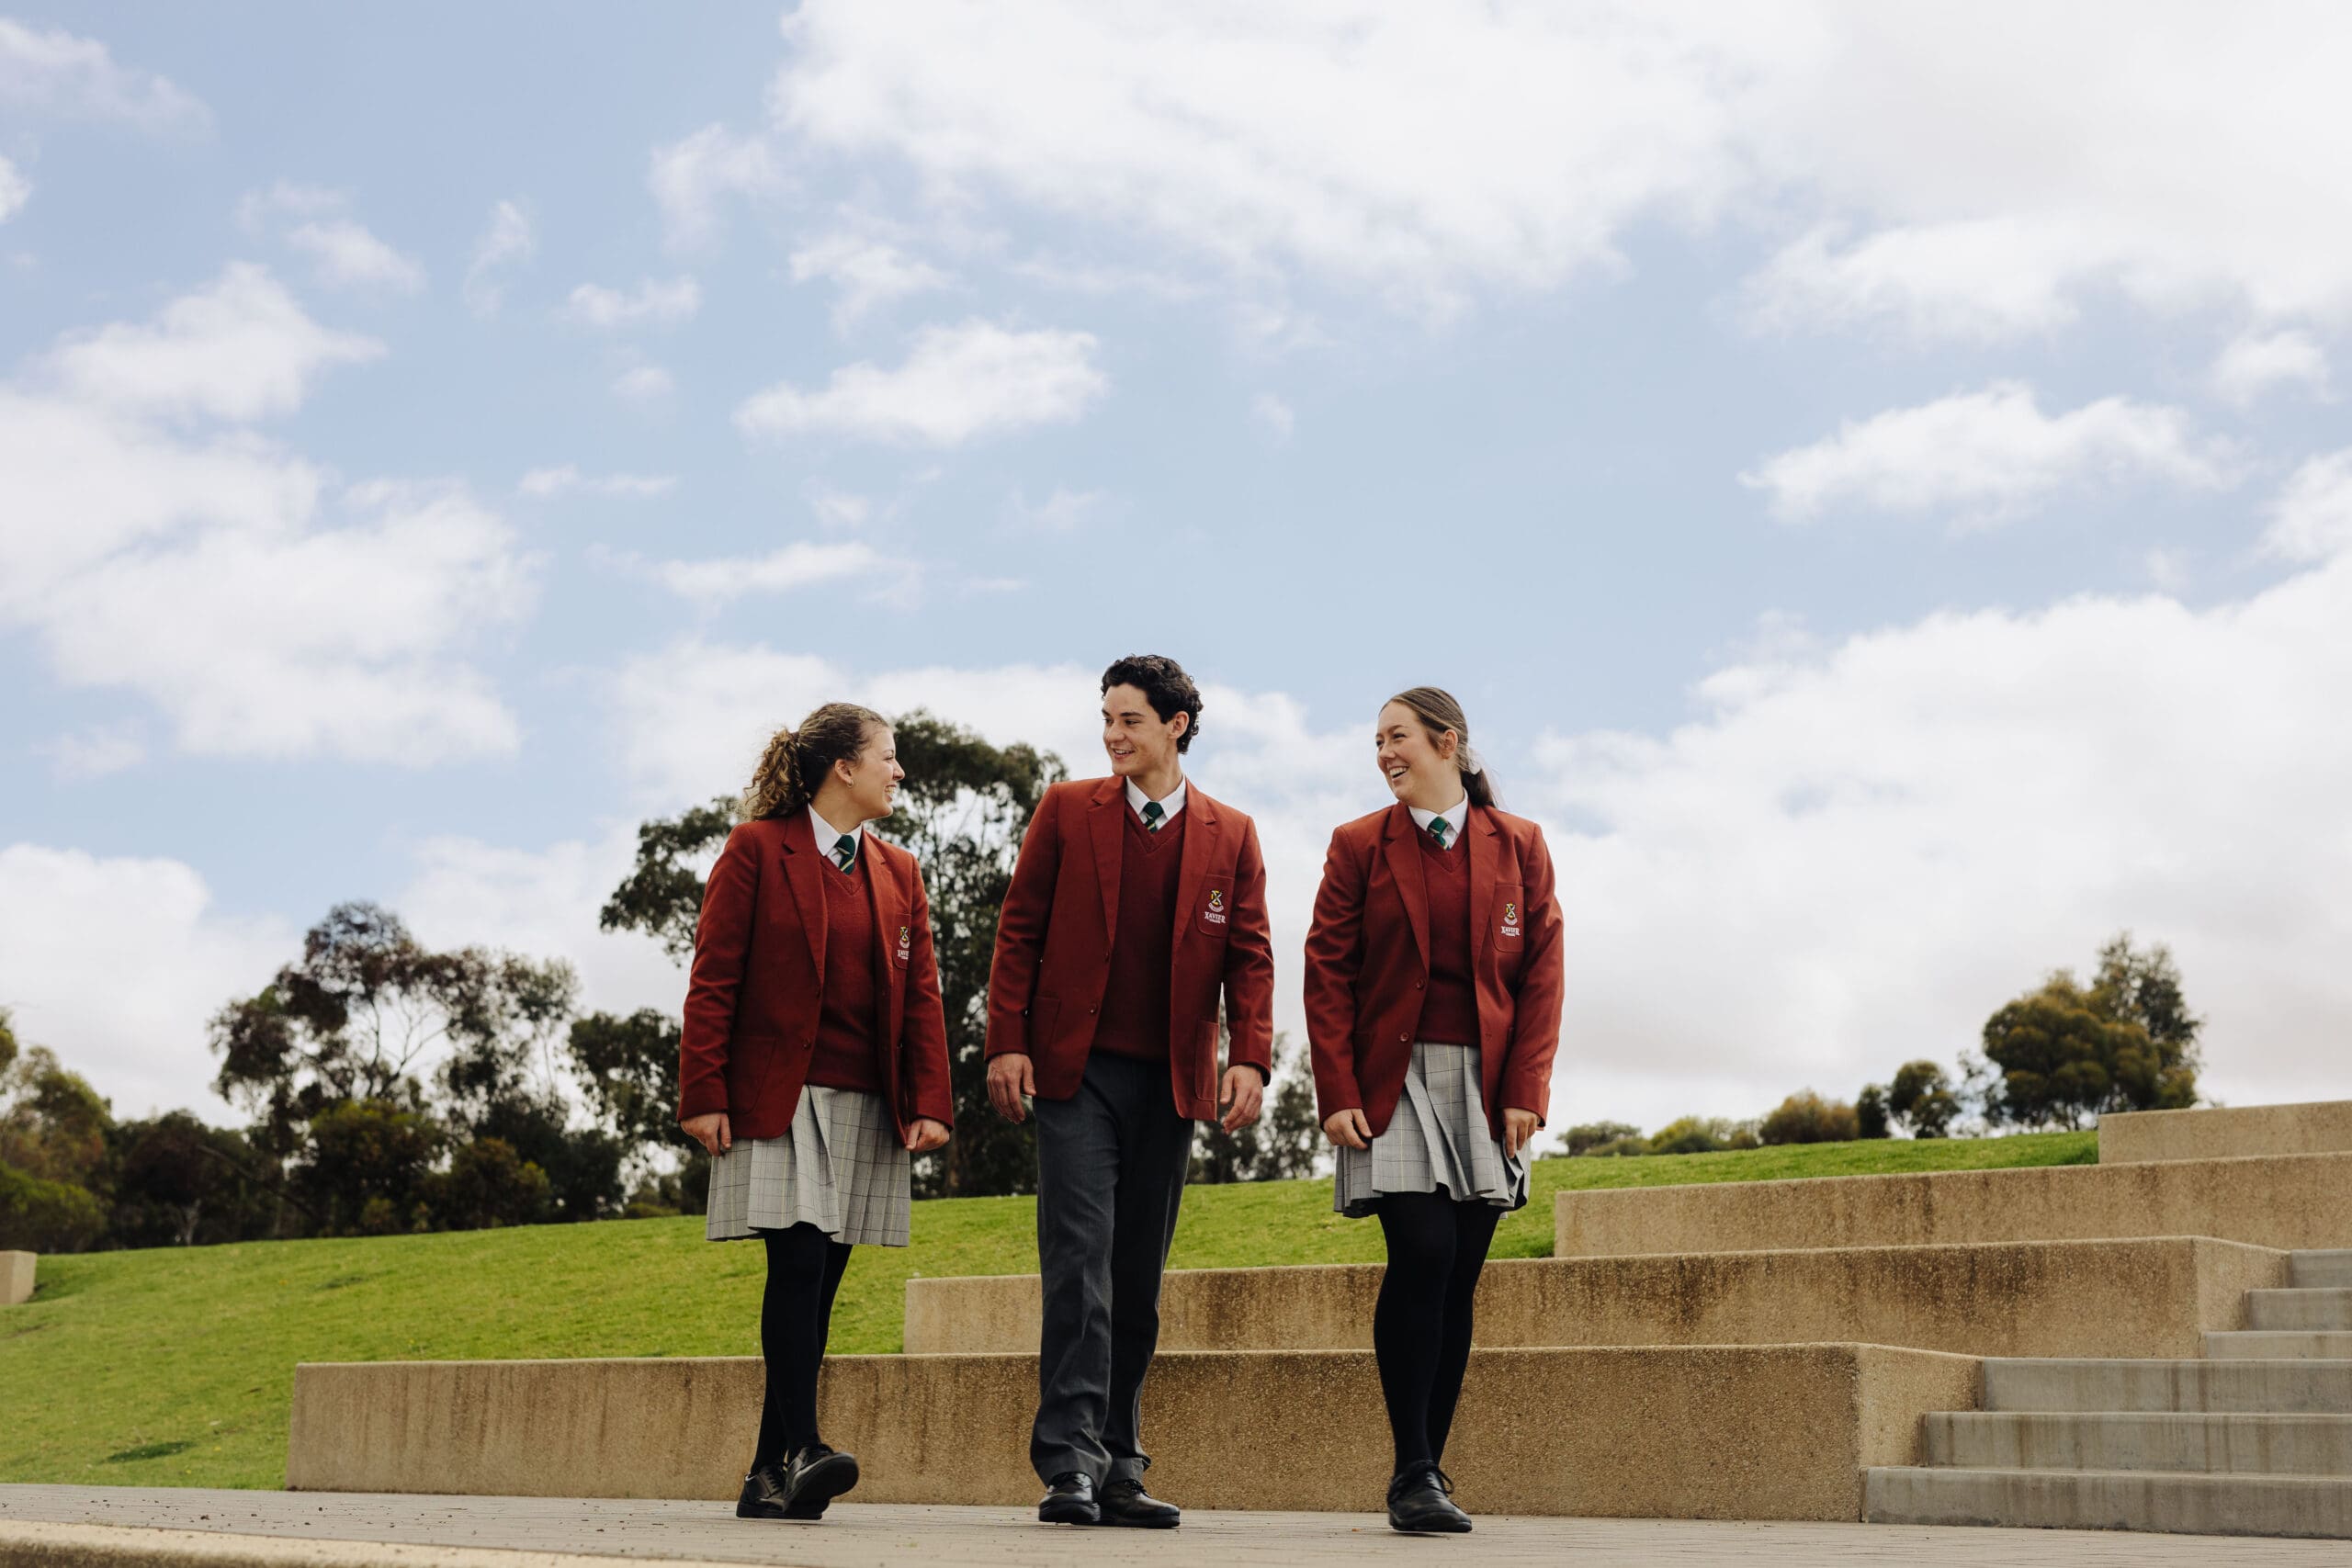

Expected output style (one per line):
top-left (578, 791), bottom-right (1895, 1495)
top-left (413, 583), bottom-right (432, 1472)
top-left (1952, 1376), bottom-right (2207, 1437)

top-left (1, 712), bottom-right (1322, 1251)
top-left (1556, 932), bottom-right (2202, 1157)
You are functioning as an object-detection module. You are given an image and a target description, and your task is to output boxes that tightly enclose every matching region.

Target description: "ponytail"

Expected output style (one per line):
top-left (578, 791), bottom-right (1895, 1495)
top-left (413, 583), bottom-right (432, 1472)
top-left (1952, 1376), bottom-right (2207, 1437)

top-left (1387, 685), bottom-right (1501, 810)
top-left (741, 702), bottom-right (885, 821)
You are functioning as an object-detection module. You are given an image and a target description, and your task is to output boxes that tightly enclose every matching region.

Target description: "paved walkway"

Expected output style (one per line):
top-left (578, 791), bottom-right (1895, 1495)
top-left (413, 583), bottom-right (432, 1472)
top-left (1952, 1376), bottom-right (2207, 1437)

top-left (0, 1486), bottom-right (2340, 1566)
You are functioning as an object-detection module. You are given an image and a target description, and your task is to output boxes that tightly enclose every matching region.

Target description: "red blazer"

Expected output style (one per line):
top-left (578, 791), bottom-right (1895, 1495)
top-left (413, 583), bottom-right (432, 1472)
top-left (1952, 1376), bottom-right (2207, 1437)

top-left (677, 812), bottom-right (954, 1143)
top-left (985, 777), bottom-right (1275, 1119)
top-left (1304, 802), bottom-right (1564, 1139)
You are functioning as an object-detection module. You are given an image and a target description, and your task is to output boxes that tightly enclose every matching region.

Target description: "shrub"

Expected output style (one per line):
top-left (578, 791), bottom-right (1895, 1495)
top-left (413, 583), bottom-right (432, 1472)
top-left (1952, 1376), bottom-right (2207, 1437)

top-left (0, 1160), bottom-right (107, 1253)
top-left (1563, 1121), bottom-right (1642, 1156)
top-left (1758, 1090), bottom-right (1860, 1145)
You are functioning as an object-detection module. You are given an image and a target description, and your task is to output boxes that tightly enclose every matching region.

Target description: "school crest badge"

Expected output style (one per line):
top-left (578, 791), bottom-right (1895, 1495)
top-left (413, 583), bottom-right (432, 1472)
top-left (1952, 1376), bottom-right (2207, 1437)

top-left (897, 925), bottom-right (912, 962)
top-left (1200, 886), bottom-right (1229, 931)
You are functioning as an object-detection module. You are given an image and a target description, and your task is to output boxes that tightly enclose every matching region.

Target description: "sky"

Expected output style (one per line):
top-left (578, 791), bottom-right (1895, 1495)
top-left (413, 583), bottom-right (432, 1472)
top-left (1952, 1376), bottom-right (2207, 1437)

top-left (3, 3), bottom-right (2349, 1140)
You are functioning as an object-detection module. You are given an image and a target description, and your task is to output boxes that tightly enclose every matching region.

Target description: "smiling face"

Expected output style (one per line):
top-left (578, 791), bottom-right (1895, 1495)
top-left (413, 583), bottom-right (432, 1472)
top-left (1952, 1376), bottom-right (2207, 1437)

top-left (832, 723), bottom-right (903, 824)
top-left (1102, 682), bottom-right (1188, 782)
top-left (1375, 699), bottom-right (1464, 811)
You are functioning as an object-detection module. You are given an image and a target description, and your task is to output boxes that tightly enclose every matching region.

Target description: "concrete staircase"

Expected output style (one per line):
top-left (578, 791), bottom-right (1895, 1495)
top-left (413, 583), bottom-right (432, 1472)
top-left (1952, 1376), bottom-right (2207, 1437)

top-left (1866, 1250), bottom-right (2352, 1539)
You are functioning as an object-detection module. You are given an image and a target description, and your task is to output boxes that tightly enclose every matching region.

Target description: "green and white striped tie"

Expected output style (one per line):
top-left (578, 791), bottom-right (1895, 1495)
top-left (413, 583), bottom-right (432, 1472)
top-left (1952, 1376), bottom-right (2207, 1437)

top-left (1427, 815), bottom-right (1451, 849)
top-left (1140, 801), bottom-right (1165, 833)
top-left (831, 834), bottom-right (857, 871)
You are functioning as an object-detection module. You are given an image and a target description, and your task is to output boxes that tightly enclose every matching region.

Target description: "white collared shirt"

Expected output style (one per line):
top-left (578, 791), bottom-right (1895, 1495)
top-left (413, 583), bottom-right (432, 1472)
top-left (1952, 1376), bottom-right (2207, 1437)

top-left (1409, 795), bottom-right (1470, 850)
top-left (1125, 774), bottom-right (1187, 827)
top-left (808, 805), bottom-right (865, 865)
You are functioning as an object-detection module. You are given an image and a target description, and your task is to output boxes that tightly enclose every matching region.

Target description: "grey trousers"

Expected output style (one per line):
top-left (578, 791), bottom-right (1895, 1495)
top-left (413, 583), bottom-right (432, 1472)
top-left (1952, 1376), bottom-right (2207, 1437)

top-left (1030, 1050), bottom-right (1197, 1486)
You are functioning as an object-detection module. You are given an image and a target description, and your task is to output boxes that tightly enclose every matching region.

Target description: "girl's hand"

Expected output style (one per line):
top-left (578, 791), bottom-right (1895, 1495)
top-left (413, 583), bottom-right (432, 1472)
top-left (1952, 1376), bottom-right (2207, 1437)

top-left (904, 1117), bottom-right (951, 1154)
top-left (1322, 1108), bottom-right (1373, 1150)
top-left (682, 1111), bottom-right (731, 1157)
top-left (1502, 1108), bottom-right (1541, 1161)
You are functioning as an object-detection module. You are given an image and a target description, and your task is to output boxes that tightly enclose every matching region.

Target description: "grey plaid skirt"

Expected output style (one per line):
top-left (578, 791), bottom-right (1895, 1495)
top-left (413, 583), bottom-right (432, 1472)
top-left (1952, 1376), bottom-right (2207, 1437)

top-left (1334, 1041), bottom-right (1529, 1219)
top-left (705, 1085), bottom-right (911, 1247)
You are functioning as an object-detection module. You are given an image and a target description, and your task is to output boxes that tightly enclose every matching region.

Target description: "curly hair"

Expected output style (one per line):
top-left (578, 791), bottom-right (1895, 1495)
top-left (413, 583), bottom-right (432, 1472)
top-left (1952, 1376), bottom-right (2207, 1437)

top-left (741, 702), bottom-right (887, 821)
top-left (1387, 685), bottom-right (1499, 808)
top-left (1101, 654), bottom-right (1203, 753)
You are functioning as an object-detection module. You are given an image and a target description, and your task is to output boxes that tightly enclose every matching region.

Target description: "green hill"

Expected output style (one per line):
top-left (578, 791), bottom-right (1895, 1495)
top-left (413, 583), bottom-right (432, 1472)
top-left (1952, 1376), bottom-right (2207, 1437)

top-left (0, 1131), bottom-right (2092, 1491)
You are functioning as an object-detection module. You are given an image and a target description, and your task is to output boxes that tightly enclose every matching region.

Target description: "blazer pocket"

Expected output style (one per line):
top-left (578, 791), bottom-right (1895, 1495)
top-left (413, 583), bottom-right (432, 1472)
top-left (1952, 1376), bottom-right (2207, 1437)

top-left (1026, 996), bottom-right (1061, 1056)
top-left (1488, 883), bottom-right (1527, 954)
top-left (1195, 880), bottom-right (1234, 938)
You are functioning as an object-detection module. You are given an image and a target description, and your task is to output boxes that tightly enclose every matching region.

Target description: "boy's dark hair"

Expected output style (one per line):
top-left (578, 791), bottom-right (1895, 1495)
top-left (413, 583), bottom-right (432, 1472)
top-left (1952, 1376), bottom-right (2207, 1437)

top-left (1101, 654), bottom-right (1203, 753)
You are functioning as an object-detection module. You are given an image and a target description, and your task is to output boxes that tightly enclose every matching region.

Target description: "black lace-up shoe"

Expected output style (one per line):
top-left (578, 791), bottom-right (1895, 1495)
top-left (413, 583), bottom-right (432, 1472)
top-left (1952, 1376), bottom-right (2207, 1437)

top-left (736, 1463), bottom-right (792, 1520)
top-left (1098, 1477), bottom-right (1182, 1528)
top-left (1038, 1471), bottom-right (1099, 1525)
top-left (782, 1443), bottom-right (859, 1518)
top-left (1386, 1465), bottom-right (1473, 1533)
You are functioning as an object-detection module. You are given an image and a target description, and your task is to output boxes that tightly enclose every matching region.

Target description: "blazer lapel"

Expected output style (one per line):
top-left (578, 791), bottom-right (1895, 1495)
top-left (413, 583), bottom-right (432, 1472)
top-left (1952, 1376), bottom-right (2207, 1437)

top-left (1173, 784), bottom-right (1219, 947)
top-left (1087, 776), bottom-right (1126, 946)
top-left (1382, 803), bottom-right (1430, 968)
top-left (867, 844), bottom-right (904, 1053)
top-left (779, 810), bottom-right (829, 978)
top-left (1465, 802), bottom-right (1499, 944)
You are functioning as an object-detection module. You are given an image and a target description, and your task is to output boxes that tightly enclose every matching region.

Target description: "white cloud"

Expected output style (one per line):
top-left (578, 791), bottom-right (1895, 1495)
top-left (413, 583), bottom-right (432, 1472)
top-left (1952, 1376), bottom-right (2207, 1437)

top-left (2211, 330), bottom-right (2332, 408)
top-left (0, 17), bottom-right (209, 133)
top-left (0, 269), bottom-right (535, 764)
top-left (562, 276), bottom-right (701, 328)
top-left (789, 233), bottom-right (952, 327)
top-left (1251, 391), bottom-right (1295, 442)
top-left (1526, 547), bottom-right (2352, 1126)
top-left (808, 485), bottom-right (872, 530)
top-left (40, 262), bottom-right (382, 423)
top-left (2261, 450), bottom-right (2352, 563)
top-left (516, 466), bottom-right (677, 500)
top-left (1004, 486), bottom-right (1108, 533)
top-left (463, 199), bottom-right (534, 317)
top-left (0, 154), bottom-right (29, 222)
top-left (1743, 382), bottom-right (2236, 527)
top-left (0, 845), bottom-right (288, 1120)
top-left (287, 218), bottom-right (426, 295)
top-left (736, 319), bottom-right (1105, 446)
top-left (33, 725), bottom-right (145, 781)
top-left (650, 123), bottom-right (781, 251)
top-left (770, 3), bottom-right (2352, 334)
top-left (650, 539), bottom-right (899, 608)
top-left (611, 364), bottom-right (675, 405)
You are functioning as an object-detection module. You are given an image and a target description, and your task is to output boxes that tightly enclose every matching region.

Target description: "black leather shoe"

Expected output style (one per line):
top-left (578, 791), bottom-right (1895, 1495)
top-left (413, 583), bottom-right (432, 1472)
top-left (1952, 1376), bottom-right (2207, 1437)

top-left (1098, 1477), bottom-right (1181, 1528)
top-left (1038, 1471), bottom-right (1099, 1525)
top-left (1386, 1466), bottom-right (1472, 1534)
top-left (736, 1463), bottom-right (792, 1520)
top-left (739, 1444), bottom-right (858, 1520)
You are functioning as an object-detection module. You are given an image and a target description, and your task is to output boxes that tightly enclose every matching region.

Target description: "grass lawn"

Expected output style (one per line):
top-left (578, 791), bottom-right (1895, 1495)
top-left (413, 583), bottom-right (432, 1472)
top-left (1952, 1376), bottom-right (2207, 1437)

top-left (0, 1129), bottom-right (2092, 1491)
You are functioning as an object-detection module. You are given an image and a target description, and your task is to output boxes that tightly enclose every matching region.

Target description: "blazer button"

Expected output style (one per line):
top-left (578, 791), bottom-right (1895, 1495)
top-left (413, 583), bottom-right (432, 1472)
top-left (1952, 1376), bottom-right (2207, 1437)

top-left (1415, 978), bottom-right (1425, 989)
top-left (1089, 1004), bottom-right (1099, 1015)
top-left (1397, 1031), bottom-right (1409, 1042)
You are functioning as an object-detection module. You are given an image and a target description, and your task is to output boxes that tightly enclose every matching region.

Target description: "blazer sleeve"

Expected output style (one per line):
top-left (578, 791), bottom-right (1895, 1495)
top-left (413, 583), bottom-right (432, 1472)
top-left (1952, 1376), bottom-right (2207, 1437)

top-left (899, 861), bottom-right (956, 1129)
top-left (1497, 822), bottom-right (1565, 1123)
top-left (678, 823), bottom-right (757, 1122)
top-left (1220, 815), bottom-right (1276, 1079)
top-left (984, 789), bottom-right (1062, 1058)
top-left (1302, 826), bottom-right (1368, 1119)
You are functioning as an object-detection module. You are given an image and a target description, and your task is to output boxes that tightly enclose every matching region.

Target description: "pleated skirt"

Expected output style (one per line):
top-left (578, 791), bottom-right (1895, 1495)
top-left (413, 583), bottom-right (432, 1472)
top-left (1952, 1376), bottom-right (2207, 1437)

top-left (704, 1084), bottom-right (911, 1247)
top-left (1333, 1040), bottom-right (1530, 1219)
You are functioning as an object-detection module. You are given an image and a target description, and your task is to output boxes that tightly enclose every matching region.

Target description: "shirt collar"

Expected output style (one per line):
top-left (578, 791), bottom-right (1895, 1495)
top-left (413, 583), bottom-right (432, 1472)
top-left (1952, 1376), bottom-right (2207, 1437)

top-left (808, 805), bottom-right (865, 857)
top-left (1408, 795), bottom-right (1470, 847)
top-left (1125, 774), bottom-right (1186, 824)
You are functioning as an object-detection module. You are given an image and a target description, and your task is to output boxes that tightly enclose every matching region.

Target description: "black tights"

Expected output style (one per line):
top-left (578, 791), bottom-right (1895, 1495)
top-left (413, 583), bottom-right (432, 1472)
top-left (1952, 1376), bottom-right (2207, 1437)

top-left (1372, 1191), bottom-right (1501, 1475)
top-left (753, 1223), bottom-right (854, 1468)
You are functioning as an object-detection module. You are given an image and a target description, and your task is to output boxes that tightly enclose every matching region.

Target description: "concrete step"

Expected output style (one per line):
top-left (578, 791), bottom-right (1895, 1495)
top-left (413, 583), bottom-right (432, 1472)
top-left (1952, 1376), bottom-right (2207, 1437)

top-left (2208, 1331), bottom-right (2352, 1360)
top-left (1922, 1411), bottom-right (2352, 1475)
top-left (905, 1235), bottom-right (2287, 1360)
top-left (1865, 1465), bottom-right (2352, 1539)
top-left (1554, 1150), bottom-right (2352, 1258)
top-left (285, 1343), bottom-right (1981, 1520)
top-left (2294, 1251), bottom-right (2352, 1289)
top-left (1984, 1357), bottom-right (2352, 1413)
top-left (2248, 1289), bottom-right (2352, 1331)
top-left (2098, 1099), bottom-right (2352, 1165)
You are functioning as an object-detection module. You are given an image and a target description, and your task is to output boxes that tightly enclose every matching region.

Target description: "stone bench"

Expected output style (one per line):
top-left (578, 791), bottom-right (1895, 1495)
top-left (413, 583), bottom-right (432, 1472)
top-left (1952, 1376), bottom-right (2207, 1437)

top-left (1, 1252), bottom-right (30, 1306)
top-left (285, 1343), bottom-right (1979, 1521)
top-left (2100, 1100), bottom-right (2352, 1165)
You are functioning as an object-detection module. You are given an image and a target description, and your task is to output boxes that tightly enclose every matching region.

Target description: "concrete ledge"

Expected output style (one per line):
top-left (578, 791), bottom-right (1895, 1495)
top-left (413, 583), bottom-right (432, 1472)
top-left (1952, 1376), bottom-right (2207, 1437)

top-left (2, 1251), bottom-right (32, 1306)
top-left (0, 1520), bottom-right (702, 1568)
top-left (1554, 1152), bottom-right (2352, 1258)
top-left (2102, 1101), bottom-right (2352, 1165)
top-left (1866, 1465), bottom-right (2352, 1539)
top-left (1922, 1411), bottom-right (2352, 1476)
top-left (907, 1236), bottom-right (2284, 1360)
top-left (286, 1343), bottom-right (1981, 1521)
top-left (1984, 1358), bottom-right (2352, 1414)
